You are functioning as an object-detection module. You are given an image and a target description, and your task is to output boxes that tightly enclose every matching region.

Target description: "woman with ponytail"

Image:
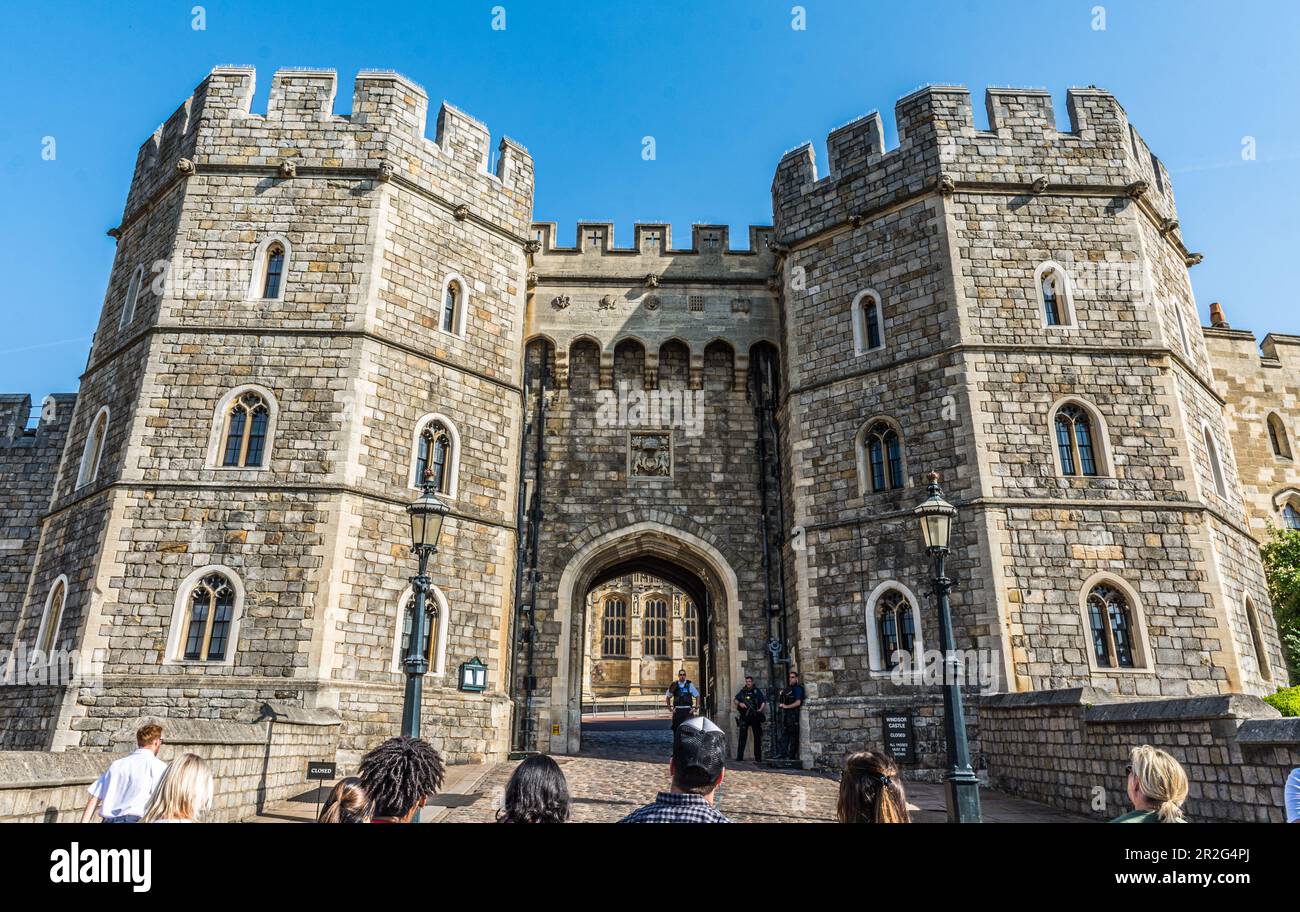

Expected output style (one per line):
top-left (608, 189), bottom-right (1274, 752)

top-left (836, 750), bottom-right (911, 823)
top-left (1110, 745), bottom-right (1188, 823)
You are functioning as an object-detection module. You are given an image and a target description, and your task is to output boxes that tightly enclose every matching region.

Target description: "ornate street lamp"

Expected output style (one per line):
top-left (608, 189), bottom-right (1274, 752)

top-left (914, 472), bottom-right (982, 823)
top-left (402, 477), bottom-right (450, 739)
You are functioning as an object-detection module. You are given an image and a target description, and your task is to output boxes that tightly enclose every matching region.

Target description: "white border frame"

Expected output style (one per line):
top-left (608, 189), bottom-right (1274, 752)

top-left (863, 580), bottom-right (925, 675)
top-left (850, 289), bottom-right (886, 355)
top-left (1034, 261), bottom-right (1077, 330)
top-left (163, 565), bottom-right (247, 668)
top-left (1078, 572), bottom-right (1153, 676)
top-left (206, 384), bottom-right (280, 470)
top-left (246, 235), bottom-right (291, 302)
top-left (408, 412), bottom-right (461, 497)
top-left (390, 584), bottom-right (450, 676)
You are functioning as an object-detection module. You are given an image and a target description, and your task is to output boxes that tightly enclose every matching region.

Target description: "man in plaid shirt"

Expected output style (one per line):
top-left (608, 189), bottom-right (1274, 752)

top-left (619, 716), bottom-right (732, 823)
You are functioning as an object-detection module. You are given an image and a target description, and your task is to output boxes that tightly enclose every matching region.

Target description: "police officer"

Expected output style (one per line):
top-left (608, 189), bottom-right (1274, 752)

top-left (666, 668), bottom-right (699, 732)
top-left (777, 670), bottom-right (805, 760)
top-left (733, 675), bottom-right (766, 762)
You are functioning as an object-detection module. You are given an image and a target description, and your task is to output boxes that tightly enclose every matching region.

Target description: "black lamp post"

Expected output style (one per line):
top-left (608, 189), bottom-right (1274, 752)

top-left (914, 472), bottom-right (982, 824)
top-left (402, 478), bottom-right (450, 739)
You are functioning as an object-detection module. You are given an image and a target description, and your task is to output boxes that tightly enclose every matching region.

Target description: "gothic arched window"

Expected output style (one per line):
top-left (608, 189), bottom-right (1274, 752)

top-left (440, 276), bottom-right (468, 335)
top-left (1245, 598), bottom-right (1272, 682)
top-left (181, 573), bottom-right (237, 662)
top-left (249, 237), bottom-right (290, 301)
top-left (1283, 502), bottom-right (1300, 530)
top-left (77, 406), bottom-right (110, 489)
top-left (221, 391), bottom-right (271, 468)
top-left (1086, 583), bottom-right (1138, 669)
top-left (852, 290), bottom-right (885, 354)
top-left (864, 421), bottom-right (905, 492)
top-left (36, 577), bottom-right (68, 656)
top-left (120, 264), bottom-right (145, 330)
top-left (1035, 262), bottom-right (1075, 328)
top-left (875, 589), bottom-right (914, 670)
top-left (643, 598), bottom-right (669, 658)
top-left (262, 244), bottom-right (285, 299)
top-left (602, 598), bottom-right (628, 657)
top-left (1203, 425), bottom-right (1227, 498)
top-left (1267, 413), bottom-right (1292, 460)
top-left (1055, 403), bottom-right (1099, 477)
top-left (415, 420), bottom-right (453, 494)
top-left (683, 603), bottom-right (699, 657)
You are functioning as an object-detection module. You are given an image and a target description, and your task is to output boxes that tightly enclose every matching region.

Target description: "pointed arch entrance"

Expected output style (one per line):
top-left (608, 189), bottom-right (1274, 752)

top-left (549, 521), bottom-right (744, 754)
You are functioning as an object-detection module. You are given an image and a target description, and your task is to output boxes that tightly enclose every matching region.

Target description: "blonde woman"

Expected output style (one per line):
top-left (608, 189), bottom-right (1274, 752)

top-left (1110, 745), bottom-right (1188, 823)
top-left (141, 753), bottom-right (214, 823)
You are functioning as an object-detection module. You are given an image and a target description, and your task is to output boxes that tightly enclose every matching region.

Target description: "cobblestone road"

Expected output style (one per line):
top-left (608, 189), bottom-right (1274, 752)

top-left (443, 722), bottom-right (840, 823)
top-left (439, 720), bottom-right (1090, 823)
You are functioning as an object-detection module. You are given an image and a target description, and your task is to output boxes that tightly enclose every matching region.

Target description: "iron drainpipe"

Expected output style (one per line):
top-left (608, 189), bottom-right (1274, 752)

top-left (751, 348), bottom-right (781, 762)
top-left (762, 350), bottom-right (793, 759)
top-left (521, 360), bottom-right (547, 751)
top-left (508, 357), bottom-right (533, 753)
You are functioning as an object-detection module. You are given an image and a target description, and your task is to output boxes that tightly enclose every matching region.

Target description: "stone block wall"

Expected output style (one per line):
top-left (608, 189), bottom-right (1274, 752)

top-left (979, 687), bottom-right (1299, 823)
top-left (0, 704), bottom-right (340, 823)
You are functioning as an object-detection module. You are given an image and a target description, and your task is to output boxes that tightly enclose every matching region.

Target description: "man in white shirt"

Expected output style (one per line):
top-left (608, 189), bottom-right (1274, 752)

top-left (81, 723), bottom-right (167, 823)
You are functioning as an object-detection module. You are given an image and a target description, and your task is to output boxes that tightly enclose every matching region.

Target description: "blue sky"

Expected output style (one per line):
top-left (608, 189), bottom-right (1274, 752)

top-left (3, 0), bottom-right (1298, 401)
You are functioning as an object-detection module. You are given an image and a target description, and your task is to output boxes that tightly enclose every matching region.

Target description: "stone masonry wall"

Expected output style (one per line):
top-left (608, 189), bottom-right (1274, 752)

top-left (980, 687), bottom-right (1299, 823)
top-left (0, 705), bottom-right (340, 822)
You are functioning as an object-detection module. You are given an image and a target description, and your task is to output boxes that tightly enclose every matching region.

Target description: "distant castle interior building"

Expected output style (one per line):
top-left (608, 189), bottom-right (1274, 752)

top-left (581, 574), bottom-right (701, 703)
top-left (0, 67), bottom-right (1294, 776)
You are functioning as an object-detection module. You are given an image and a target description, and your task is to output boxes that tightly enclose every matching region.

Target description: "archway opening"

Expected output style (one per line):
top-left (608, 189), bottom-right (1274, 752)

top-left (549, 523), bottom-right (741, 756)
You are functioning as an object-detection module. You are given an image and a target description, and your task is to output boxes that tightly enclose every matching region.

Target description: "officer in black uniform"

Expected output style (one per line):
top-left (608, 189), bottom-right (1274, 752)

top-left (666, 668), bottom-right (699, 732)
top-left (777, 670), bottom-right (805, 761)
top-left (733, 675), bottom-right (766, 762)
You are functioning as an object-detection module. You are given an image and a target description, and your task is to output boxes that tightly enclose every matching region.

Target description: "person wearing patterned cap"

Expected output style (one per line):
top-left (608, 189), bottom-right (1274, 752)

top-left (619, 716), bottom-right (732, 823)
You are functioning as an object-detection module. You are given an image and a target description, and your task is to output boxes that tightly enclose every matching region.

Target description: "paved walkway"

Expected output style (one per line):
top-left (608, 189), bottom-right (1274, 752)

top-left (253, 720), bottom-right (1089, 823)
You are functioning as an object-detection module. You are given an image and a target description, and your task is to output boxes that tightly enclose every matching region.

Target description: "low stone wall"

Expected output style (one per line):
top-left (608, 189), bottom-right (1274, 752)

top-left (0, 702), bottom-right (341, 822)
top-left (979, 687), bottom-right (1299, 823)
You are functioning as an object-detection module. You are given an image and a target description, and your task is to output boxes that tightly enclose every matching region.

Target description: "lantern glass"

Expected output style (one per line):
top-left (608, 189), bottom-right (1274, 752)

top-left (408, 489), bottom-right (449, 552)
top-left (914, 476), bottom-right (957, 552)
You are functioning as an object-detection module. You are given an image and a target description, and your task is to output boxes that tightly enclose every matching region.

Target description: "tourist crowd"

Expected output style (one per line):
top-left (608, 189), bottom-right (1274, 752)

top-left (81, 719), bottom-right (1300, 824)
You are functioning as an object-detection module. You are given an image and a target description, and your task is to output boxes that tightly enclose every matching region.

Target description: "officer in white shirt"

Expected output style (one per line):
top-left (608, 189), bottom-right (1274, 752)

top-left (81, 723), bottom-right (167, 823)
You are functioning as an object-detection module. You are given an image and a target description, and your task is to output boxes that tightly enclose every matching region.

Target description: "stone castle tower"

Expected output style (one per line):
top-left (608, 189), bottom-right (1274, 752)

top-left (0, 68), bottom-right (1290, 772)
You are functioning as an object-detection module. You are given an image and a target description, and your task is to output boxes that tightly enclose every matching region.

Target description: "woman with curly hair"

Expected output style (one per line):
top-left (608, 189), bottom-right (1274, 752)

top-left (497, 754), bottom-right (571, 823)
top-left (836, 750), bottom-right (911, 823)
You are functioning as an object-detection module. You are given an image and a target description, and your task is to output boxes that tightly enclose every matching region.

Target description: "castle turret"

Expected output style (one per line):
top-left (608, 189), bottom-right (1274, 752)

top-left (7, 67), bottom-right (534, 763)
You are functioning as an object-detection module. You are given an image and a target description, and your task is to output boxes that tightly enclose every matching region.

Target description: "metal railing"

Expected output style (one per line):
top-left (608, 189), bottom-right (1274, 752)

top-left (581, 697), bottom-right (671, 717)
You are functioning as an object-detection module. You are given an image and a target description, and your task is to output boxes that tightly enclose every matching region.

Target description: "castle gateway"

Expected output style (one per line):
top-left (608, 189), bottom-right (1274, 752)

top-left (0, 68), bottom-right (1291, 773)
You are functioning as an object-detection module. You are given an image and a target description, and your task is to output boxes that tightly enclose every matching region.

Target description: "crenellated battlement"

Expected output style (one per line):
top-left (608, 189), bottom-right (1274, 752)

top-left (531, 222), bottom-right (775, 259)
top-left (770, 84), bottom-right (1175, 245)
top-left (121, 66), bottom-right (535, 238)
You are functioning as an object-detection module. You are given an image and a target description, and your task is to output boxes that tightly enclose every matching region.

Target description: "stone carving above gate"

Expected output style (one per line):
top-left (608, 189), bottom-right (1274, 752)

top-left (629, 432), bottom-right (672, 478)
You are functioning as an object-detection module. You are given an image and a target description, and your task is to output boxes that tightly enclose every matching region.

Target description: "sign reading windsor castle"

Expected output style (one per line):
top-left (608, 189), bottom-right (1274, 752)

top-left (1, 66), bottom-right (1296, 773)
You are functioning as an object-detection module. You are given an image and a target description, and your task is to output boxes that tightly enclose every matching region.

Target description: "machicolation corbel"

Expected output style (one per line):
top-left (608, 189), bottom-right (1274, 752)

top-left (279, 160), bottom-right (297, 178)
top-left (376, 161), bottom-right (395, 182)
top-left (1125, 180), bottom-right (1149, 200)
top-left (645, 273), bottom-right (660, 289)
top-left (936, 173), bottom-right (957, 195)
top-left (453, 204), bottom-right (470, 221)
top-left (176, 158), bottom-right (196, 176)
top-left (1160, 218), bottom-right (1180, 236)
top-left (524, 239), bottom-right (542, 255)
top-left (1030, 176), bottom-right (1050, 194)
top-left (1185, 252), bottom-right (1204, 267)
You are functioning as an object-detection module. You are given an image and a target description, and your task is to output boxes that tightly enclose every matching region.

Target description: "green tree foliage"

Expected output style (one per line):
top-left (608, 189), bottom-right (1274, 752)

top-left (1260, 528), bottom-right (1300, 685)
